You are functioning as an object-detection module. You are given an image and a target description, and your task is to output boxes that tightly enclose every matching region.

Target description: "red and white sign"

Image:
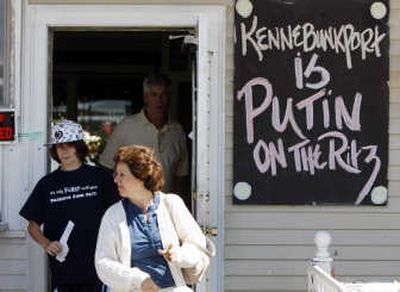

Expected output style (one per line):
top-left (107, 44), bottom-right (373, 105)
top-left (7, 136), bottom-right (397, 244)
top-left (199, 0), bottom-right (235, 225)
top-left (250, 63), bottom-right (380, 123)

top-left (0, 109), bottom-right (16, 142)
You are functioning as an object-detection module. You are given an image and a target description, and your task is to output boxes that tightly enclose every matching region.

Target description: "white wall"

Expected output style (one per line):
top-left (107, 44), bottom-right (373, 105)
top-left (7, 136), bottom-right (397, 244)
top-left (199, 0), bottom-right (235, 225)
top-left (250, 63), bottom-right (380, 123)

top-left (0, 232), bottom-right (28, 291)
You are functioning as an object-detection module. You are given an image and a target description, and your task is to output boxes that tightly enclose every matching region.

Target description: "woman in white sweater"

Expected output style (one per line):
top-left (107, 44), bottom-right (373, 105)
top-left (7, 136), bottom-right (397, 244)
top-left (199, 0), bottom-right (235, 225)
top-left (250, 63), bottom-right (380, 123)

top-left (95, 145), bottom-right (207, 292)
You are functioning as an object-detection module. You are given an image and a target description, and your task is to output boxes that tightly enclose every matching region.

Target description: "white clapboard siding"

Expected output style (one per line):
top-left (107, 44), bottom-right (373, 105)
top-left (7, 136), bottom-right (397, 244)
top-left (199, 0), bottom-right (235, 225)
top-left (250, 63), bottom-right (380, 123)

top-left (390, 118), bottom-right (400, 134)
top-left (0, 260), bottom-right (28, 274)
top-left (0, 243), bottom-right (27, 260)
top-left (391, 134), bottom-right (400, 149)
top-left (226, 245), bottom-right (400, 261)
top-left (225, 212), bottom-right (400, 229)
top-left (224, 1), bottom-right (400, 291)
top-left (389, 166), bottom-right (400, 180)
top-left (392, 88), bottom-right (400, 103)
top-left (225, 276), bottom-right (307, 292)
top-left (391, 72), bottom-right (400, 87)
top-left (0, 275), bottom-right (28, 290)
top-left (225, 196), bottom-right (400, 213)
top-left (0, 237), bottom-right (28, 291)
top-left (226, 229), bottom-right (400, 246)
top-left (392, 38), bottom-right (400, 50)
top-left (391, 55), bottom-right (400, 70)
top-left (390, 102), bottom-right (400, 118)
top-left (226, 260), bottom-right (400, 277)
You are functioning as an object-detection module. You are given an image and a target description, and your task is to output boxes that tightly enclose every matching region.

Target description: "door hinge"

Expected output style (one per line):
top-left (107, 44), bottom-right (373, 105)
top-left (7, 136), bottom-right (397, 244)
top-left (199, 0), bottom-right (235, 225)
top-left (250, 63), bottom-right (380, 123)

top-left (200, 225), bottom-right (218, 237)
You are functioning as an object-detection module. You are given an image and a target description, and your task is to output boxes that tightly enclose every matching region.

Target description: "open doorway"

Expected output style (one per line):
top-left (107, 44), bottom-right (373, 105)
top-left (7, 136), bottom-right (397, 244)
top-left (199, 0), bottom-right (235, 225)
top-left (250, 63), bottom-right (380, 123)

top-left (24, 5), bottom-right (224, 291)
top-left (51, 29), bottom-right (195, 207)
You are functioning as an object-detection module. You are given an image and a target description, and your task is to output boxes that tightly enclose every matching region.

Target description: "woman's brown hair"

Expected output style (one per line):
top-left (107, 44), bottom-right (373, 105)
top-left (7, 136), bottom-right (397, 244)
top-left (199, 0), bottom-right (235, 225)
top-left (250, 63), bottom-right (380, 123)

top-left (114, 145), bottom-right (164, 192)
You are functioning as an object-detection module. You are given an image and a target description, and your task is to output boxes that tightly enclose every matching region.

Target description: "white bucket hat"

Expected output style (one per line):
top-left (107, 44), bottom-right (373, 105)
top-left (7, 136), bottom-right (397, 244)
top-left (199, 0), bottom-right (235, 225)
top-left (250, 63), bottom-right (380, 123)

top-left (50, 120), bottom-right (84, 145)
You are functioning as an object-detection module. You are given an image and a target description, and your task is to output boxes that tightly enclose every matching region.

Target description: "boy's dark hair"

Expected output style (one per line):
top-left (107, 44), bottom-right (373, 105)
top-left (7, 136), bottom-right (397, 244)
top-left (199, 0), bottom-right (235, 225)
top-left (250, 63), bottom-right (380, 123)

top-left (49, 140), bottom-right (89, 163)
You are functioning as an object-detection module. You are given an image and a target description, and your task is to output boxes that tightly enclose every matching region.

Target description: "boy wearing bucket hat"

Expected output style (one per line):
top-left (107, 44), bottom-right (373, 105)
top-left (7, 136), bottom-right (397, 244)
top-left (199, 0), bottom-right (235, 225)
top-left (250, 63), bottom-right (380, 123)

top-left (19, 120), bottom-right (119, 292)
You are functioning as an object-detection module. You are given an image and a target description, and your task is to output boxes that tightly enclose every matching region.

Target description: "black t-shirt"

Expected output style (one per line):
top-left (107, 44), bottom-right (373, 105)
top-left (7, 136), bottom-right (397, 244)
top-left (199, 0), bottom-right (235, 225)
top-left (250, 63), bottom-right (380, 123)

top-left (19, 164), bottom-right (119, 285)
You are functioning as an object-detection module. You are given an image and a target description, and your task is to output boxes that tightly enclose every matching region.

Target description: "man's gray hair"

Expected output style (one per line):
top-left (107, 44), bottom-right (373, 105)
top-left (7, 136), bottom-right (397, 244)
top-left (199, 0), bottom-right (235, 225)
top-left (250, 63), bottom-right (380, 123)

top-left (143, 73), bottom-right (172, 93)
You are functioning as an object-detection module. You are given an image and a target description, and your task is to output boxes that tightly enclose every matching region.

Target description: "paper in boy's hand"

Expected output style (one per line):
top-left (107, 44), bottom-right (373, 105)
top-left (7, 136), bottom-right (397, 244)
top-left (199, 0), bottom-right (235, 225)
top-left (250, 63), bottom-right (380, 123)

top-left (56, 242), bottom-right (69, 262)
top-left (55, 220), bottom-right (74, 263)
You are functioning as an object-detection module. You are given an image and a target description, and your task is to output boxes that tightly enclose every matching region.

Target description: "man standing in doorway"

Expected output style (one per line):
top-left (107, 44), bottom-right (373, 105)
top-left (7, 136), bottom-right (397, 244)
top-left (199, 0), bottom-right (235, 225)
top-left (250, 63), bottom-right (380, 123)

top-left (99, 73), bottom-right (190, 205)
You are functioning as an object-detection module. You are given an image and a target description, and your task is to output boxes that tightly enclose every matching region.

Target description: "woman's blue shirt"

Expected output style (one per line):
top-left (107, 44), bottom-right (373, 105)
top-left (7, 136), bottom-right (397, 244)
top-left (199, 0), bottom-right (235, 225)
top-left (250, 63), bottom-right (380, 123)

top-left (122, 193), bottom-right (175, 289)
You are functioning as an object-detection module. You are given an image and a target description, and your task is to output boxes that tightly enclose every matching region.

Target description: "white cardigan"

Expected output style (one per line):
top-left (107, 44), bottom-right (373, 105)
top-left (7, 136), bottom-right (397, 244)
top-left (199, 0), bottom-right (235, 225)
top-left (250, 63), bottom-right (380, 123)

top-left (95, 193), bottom-right (206, 292)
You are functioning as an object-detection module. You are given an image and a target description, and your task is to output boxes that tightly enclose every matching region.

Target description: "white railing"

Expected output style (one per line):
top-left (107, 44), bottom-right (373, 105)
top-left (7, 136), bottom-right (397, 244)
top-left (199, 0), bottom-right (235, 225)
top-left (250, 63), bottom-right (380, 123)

top-left (308, 264), bottom-right (347, 292)
top-left (308, 231), bottom-right (400, 292)
top-left (307, 264), bottom-right (400, 292)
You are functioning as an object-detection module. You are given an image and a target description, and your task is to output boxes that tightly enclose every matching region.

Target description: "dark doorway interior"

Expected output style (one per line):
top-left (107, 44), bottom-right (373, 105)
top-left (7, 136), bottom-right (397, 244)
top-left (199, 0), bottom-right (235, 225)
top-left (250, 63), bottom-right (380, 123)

top-left (51, 30), bottom-right (194, 164)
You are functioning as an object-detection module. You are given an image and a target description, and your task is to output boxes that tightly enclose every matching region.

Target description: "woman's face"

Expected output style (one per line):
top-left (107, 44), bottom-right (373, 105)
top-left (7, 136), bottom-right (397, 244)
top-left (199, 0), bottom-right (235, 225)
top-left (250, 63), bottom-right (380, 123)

top-left (114, 162), bottom-right (143, 197)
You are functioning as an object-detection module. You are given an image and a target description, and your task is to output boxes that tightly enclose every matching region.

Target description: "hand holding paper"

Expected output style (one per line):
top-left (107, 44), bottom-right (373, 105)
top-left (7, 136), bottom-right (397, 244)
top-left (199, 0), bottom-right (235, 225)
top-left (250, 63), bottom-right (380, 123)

top-left (55, 220), bottom-right (74, 263)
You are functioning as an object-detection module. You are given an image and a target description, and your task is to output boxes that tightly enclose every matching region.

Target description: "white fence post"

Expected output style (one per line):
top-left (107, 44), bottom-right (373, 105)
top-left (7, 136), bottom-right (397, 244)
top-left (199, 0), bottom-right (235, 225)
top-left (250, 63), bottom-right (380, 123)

top-left (312, 230), bottom-right (333, 275)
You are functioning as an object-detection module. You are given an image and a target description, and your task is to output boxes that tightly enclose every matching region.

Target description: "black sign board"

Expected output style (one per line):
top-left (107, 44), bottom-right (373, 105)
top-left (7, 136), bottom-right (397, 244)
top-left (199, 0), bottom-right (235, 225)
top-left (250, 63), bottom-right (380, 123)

top-left (234, 0), bottom-right (389, 205)
top-left (0, 109), bottom-right (16, 142)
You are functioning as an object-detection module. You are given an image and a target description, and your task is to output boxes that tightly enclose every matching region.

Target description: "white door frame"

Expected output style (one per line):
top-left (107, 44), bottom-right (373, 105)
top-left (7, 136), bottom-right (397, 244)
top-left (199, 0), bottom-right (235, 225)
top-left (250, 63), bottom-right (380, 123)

top-left (22, 2), bottom-right (225, 292)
